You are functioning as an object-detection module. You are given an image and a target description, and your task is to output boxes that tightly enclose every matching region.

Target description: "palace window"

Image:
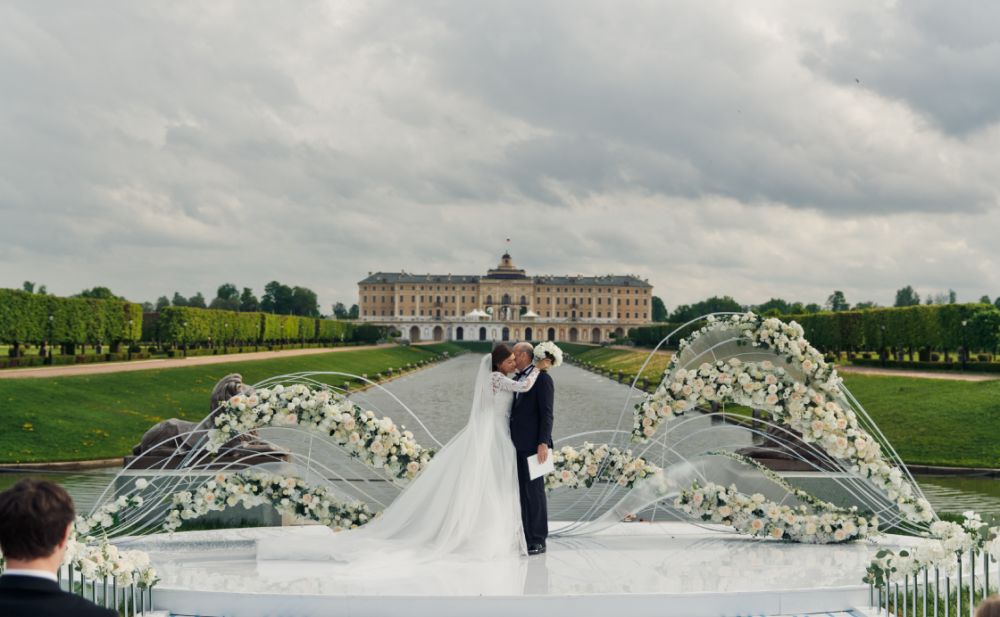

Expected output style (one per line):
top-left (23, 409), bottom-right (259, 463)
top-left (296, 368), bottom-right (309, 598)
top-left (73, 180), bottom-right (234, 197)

top-left (597, 311), bottom-right (602, 318)
top-left (411, 309), bottom-right (416, 315)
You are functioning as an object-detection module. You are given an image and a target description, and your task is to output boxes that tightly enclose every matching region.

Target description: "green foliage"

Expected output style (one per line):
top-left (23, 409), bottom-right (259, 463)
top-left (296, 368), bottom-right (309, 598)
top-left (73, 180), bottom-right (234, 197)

top-left (668, 296), bottom-right (742, 322)
top-left (75, 286), bottom-right (118, 300)
top-left (239, 287), bottom-right (259, 312)
top-left (187, 292), bottom-right (207, 309)
top-left (784, 304), bottom-right (999, 352)
top-left (209, 283), bottom-right (240, 311)
top-left (626, 304), bottom-right (1000, 355)
top-left (156, 307), bottom-right (261, 344)
top-left (0, 289), bottom-right (142, 346)
top-left (318, 319), bottom-right (352, 342)
top-left (651, 296), bottom-right (668, 322)
top-left (894, 285), bottom-right (921, 307)
top-left (825, 290), bottom-right (849, 312)
top-left (259, 282), bottom-right (320, 316)
top-left (627, 321), bottom-right (704, 348)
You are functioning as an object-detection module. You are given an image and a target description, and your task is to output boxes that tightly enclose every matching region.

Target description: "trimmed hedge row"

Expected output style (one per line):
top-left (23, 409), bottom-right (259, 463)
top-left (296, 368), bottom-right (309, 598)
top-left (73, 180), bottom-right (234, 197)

top-left (849, 358), bottom-right (1000, 373)
top-left (627, 304), bottom-right (1000, 354)
top-left (0, 289), bottom-right (142, 347)
top-left (785, 304), bottom-right (1000, 354)
top-left (146, 306), bottom-right (384, 345)
top-left (626, 321), bottom-right (704, 348)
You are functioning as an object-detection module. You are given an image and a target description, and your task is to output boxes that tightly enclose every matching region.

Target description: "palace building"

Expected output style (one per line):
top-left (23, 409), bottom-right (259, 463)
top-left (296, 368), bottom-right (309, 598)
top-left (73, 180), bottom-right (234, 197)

top-left (357, 252), bottom-right (653, 343)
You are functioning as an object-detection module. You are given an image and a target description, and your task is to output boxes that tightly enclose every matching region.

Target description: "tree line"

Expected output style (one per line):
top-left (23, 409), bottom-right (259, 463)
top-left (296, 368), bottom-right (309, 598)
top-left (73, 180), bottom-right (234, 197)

top-left (650, 285), bottom-right (1000, 323)
top-left (0, 288), bottom-right (384, 355)
top-left (21, 280), bottom-right (346, 318)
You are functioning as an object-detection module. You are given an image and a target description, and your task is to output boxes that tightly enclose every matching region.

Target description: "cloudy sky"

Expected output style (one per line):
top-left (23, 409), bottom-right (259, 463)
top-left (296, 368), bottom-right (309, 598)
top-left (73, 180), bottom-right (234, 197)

top-left (2, 1), bottom-right (999, 313)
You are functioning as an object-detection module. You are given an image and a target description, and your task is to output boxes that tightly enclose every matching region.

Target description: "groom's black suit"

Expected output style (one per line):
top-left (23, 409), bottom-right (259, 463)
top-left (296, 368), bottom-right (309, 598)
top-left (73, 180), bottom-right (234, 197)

top-left (510, 364), bottom-right (554, 548)
top-left (0, 575), bottom-right (116, 617)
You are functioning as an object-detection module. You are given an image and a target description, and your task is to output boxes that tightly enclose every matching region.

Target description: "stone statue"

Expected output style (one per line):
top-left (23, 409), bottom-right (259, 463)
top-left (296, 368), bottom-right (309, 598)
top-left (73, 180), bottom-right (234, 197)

top-left (128, 374), bottom-right (283, 468)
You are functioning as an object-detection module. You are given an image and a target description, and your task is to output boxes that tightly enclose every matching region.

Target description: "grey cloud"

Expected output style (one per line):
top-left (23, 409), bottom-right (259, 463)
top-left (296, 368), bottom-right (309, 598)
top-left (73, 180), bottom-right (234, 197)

top-left (800, 1), bottom-right (1000, 136)
top-left (1, 1), bottom-right (1000, 311)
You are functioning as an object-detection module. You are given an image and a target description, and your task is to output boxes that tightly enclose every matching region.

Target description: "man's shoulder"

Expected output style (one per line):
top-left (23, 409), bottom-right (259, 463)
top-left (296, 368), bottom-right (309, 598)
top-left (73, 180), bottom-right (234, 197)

top-left (0, 585), bottom-right (116, 617)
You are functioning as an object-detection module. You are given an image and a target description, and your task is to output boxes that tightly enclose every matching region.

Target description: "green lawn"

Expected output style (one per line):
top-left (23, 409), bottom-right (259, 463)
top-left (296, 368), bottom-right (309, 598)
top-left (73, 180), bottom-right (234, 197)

top-left (561, 346), bottom-right (1000, 469)
top-left (564, 345), bottom-right (673, 381)
top-left (0, 345), bottom-right (461, 464)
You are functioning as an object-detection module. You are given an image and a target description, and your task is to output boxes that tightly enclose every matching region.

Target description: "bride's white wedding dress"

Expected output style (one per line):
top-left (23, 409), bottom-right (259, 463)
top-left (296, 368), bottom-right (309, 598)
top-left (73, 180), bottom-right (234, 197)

top-left (257, 354), bottom-right (540, 566)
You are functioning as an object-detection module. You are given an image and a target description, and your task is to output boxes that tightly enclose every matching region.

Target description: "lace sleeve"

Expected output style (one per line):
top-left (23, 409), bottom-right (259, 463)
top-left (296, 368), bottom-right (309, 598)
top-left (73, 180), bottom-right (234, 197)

top-left (491, 369), bottom-right (540, 394)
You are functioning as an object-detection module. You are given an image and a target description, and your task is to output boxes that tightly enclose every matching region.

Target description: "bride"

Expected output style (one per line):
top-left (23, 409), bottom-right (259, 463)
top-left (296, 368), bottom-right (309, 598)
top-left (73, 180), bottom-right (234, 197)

top-left (257, 343), bottom-right (551, 564)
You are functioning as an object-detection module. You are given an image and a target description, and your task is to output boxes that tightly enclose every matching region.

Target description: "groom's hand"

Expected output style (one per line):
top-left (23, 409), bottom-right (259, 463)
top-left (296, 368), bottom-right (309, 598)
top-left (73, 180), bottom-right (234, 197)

top-left (537, 444), bottom-right (549, 464)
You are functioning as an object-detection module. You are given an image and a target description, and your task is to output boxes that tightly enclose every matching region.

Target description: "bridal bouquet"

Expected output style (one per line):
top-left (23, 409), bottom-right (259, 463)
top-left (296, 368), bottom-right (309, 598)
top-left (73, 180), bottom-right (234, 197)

top-left (533, 341), bottom-right (563, 367)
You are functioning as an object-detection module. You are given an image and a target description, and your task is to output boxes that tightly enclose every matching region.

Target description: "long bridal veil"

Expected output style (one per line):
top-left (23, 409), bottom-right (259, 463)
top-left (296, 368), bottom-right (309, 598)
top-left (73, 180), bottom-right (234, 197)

top-left (256, 354), bottom-right (524, 567)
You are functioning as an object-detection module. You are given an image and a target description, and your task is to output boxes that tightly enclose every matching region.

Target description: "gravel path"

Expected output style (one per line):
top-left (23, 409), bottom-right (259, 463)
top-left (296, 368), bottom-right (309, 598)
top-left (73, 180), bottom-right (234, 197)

top-left (0, 344), bottom-right (391, 379)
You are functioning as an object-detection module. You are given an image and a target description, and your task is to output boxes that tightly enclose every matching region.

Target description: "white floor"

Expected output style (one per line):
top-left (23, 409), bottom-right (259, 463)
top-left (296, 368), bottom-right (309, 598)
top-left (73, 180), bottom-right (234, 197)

top-left (127, 522), bottom-right (920, 617)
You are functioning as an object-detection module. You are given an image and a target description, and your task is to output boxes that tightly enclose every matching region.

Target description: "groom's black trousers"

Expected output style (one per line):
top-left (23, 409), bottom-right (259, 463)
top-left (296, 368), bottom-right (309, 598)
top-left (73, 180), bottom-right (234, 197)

top-left (515, 450), bottom-right (548, 546)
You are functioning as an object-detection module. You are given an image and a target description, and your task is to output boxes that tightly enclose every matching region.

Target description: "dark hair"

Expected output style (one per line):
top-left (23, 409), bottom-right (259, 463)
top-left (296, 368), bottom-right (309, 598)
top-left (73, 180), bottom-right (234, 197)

top-left (491, 343), bottom-right (513, 371)
top-left (977, 596), bottom-right (1000, 617)
top-left (0, 479), bottom-right (75, 560)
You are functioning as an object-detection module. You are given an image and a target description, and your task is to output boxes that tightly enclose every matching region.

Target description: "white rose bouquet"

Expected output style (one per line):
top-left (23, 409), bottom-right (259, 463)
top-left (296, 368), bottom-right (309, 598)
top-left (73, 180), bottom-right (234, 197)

top-left (533, 341), bottom-right (563, 367)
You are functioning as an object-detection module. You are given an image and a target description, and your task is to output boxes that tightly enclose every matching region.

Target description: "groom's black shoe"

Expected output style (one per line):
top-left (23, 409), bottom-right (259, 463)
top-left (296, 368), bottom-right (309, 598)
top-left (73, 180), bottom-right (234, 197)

top-left (527, 544), bottom-right (546, 555)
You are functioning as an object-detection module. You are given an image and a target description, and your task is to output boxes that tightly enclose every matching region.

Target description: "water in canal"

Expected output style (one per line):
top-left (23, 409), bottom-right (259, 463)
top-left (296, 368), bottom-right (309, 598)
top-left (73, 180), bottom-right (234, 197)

top-left (3, 353), bottom-right (999, 517)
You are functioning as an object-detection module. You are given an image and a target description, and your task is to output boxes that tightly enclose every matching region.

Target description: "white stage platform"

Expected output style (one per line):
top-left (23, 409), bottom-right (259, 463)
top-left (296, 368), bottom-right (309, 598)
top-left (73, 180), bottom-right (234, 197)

top-left (130, 522), bottom-right (918, 617)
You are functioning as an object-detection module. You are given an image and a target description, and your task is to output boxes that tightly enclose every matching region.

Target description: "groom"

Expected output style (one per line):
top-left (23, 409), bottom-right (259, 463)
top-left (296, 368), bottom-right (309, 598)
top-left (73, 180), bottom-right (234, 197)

top-left (510, 342), bottom-right (554, 555)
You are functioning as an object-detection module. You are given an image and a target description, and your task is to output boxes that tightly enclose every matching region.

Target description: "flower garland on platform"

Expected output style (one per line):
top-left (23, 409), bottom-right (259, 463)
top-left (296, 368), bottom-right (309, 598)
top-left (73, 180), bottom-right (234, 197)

top-left (64, 538), bottom-right (158, 587)
top-left (674, 450), bottom-right (877, 544)
top-left (546, 442), bottom-right (660, 490)
top-left (208, 384), bottom-right (434, 481)
top-left (162, 470), bottom-right (375, 533)
top-left (675, 481), bottom-right (873, 544)
top-left (863, 513), bottom-right (1000, 587)
top-left (633, 313), bottom-right (935, 525)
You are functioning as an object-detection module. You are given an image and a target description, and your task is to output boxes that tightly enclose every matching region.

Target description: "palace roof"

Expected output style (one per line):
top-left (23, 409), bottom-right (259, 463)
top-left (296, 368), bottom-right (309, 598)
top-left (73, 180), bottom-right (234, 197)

top-left (358, 272), bottom-right (651, 288)
top-left (359, 252), bottom-right (651, 288)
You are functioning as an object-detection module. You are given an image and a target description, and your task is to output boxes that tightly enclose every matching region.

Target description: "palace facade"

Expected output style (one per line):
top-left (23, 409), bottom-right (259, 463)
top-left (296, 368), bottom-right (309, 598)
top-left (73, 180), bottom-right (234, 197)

top-left (357, 253), bottom-right (653, 343)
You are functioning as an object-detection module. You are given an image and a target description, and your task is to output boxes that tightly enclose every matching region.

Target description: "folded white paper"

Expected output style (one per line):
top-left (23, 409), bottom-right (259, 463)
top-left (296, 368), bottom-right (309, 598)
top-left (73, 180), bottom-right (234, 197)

top-left (527, 452), bottom-right (555, 480)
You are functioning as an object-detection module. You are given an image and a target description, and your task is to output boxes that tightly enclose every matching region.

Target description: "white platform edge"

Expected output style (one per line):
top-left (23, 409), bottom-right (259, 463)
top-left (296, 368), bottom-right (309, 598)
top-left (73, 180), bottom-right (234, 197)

top-left (153, 584), bottom-right (872, 617)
